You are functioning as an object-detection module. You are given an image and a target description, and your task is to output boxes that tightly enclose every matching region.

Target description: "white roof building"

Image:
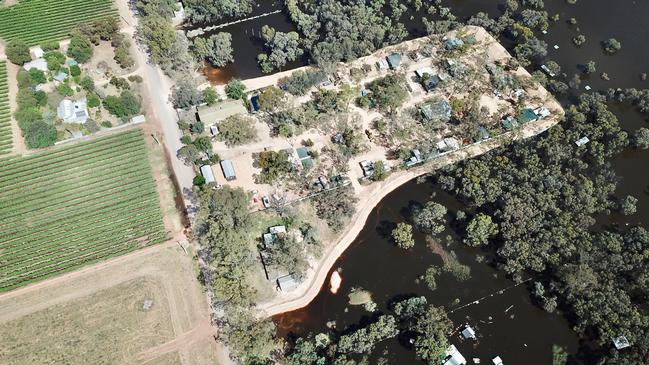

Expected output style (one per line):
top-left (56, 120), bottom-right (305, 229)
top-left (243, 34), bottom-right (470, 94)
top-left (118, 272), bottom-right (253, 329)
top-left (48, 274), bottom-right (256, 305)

top-left (444, 344), bottom-right (467, 365)
top-left (57, 99), bottom-right (88, 124)
top-left (575, 136), bottom-right (590, 146)
top-left (30, 46), bottom-right (44, 60)
top-left (130, 114), bottom-right (146, 124)
top-left (492, 356), bottom-right (503, 365)
top-left (437, 137), bottom-right (460, 152)
top-left (200, 165), bottom-right (215, 184)
top-left (23, 58), bottom-right (48, 72)
top-left (269, 225), bottom-right (286, 234)
top-left (461, 325), bottom-right (476, 340)
top-left (613, 335), bottom-right (631, 350)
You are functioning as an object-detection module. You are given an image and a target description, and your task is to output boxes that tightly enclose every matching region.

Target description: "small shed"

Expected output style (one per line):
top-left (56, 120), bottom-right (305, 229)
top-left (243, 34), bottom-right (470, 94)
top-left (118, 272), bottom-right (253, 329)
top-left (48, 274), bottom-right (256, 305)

top-left (130, 114), bottom-right (146, 124)
top-left (575, 136), bottom-right (590, 146)
top-left (220, 160), bottom-right (236, 181)
top-left (502, 116), bottom-right (519, 130)
top-left (461, 325), bottom-right (476, 340)
top-left (444, 38), bottom-right (465, 50)
top-left (359, 160), bottom-right (374, 177)
top-left (377, 58), bottom-right (389, 70)
top-left (492, 356), bottom-right (503, 365)
top-left (437, 137), bottom-right (460, 152)
top-left (269, 225), bottom-right (286, 234)
top-left (53, 71), bottom-right (68, 82)
top-left (518, 108), bottom-right (538, 124)
top-left (197, 99), bottom-right (246, 124)
top-left (296, 147), bottom-right (313, 169)
top-left (386, 53), bottom-right (402, 70)
top-left (422, 74), bottom-right (441, 91)
top-left (263, 233), bottom-right (276, 248)
top-left (277, 274), bottom-right (299, 292)
top-left (200, 165), bottom-right (215, 184)
top-left (613, 335), bottom-right (631, 350)
top-left (534, 107), bottom-right (551, 119)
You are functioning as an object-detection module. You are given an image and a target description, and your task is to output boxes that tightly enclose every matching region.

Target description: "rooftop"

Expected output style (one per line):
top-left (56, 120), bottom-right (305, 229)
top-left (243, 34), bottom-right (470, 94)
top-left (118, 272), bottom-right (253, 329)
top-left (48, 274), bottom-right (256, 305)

top-left (197, 99), bottom-right (247, 123)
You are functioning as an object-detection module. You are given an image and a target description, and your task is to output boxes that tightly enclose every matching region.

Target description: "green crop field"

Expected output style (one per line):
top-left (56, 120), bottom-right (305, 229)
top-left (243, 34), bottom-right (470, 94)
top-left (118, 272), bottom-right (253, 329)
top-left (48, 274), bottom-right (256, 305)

top-left (0, 129), bottom-right (168, 292)
top-left (0, 61), bottom-right (11, 155)
top-left (0, 0), bottom-right (117, 45)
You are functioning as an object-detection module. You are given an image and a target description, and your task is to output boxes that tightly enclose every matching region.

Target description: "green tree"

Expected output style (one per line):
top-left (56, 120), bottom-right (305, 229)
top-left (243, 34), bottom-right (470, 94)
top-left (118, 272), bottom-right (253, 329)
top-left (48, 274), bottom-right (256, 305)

top-left (392, 222), bottom-right (415, 249)
top-left (28, 69), bottom-right (46, 84)
top-left (632, 127), bottom-right (649, 149)
top-left (465, 213), bottom-right (499, 246)
top-left (602, 38), bottom-right (621, 54)
top-left (413, 202), bottom-right (447, 235)
top-left (191, 32), bottom-right (234, 67)
top-left (257, 86), bottom-right (285, 112)
top-left (413, 306), bottom-right (453, 364)
top-left (225, 79), bottom-right (246, 100)
top-left (67, 33), bottom-right (94, 63)
top-left (57, 84), bottom-right (74, 97)
top-left (171, 76), bottom-right (203, 109)
top-left (218, 114), bottom-right (257, 146)
top-left (371, 160), bottom-right (389, 181)
top-left (80, 76), bottom-right (95, 92)
top-left (620, 195), bottom-right (637, 216)
top-left (6, 39), bottom-right (31, 65)
top-left (257, 25), bottom-right (303, 72)
top-left (552, 345), bottom-right (568, 365)
top-left (193, 175), bottom-right (206, 186)
top-left (103, 91), bottom-right (141, 118)
top-left (202, 86), bottom-right (219, 106)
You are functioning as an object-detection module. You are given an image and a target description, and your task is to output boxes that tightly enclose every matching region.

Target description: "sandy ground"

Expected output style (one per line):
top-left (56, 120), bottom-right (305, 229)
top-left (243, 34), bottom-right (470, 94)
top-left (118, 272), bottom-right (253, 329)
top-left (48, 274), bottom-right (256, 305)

top-left (0, 239), bottom-right (223, 365)
top-left (5, 60), bottom-right (26, 155)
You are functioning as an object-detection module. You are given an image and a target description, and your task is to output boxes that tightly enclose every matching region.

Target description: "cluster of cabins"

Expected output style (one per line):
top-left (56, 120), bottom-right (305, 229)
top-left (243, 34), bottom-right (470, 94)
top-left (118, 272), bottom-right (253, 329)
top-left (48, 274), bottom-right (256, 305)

top-left (258, 225), bottom-right (300, 292)
top-left (444, 324), bottom-right (504, 365)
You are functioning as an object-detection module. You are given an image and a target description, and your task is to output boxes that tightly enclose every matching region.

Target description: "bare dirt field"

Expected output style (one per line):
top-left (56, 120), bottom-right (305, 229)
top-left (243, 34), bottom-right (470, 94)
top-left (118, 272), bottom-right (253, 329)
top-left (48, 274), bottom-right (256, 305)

top-left (0, 244), bottom-right (220, 365)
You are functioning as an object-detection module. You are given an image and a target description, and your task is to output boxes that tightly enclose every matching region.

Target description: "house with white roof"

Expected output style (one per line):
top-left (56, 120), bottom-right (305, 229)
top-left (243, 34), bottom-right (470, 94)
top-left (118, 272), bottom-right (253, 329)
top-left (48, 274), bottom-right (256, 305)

top-left (57, 99), bottom-right (88, 124)
top-left (23, 58), bottom-right (48, 72)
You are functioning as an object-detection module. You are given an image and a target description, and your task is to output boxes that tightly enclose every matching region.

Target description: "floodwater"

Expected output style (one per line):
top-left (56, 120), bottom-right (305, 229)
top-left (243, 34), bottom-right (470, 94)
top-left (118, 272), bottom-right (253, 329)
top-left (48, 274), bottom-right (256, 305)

top-left (192, 0), bottom-right (649, 362)
top-left (274, 181), bottom-right (580, 364)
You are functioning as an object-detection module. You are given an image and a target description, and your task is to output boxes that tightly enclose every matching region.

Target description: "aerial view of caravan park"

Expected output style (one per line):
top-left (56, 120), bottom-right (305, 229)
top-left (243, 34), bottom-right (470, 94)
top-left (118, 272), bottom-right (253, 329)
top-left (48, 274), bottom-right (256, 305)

top-left (0, 0), bottom-right (648, 364)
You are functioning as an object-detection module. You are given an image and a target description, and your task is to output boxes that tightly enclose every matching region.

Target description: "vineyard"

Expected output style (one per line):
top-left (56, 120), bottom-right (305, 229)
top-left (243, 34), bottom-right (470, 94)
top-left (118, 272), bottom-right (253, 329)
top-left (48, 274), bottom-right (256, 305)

top-left (0, 0), bottom-right (117, 45)
top-left (0, 61), bottom-right (10, 155)
top-left (0, 129), bottom-right (168, 292)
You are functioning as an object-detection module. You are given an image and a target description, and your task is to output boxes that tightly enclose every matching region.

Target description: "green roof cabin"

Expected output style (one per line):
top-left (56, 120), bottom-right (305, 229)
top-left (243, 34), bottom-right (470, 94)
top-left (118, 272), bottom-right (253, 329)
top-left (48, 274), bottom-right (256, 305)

top-left (386, 53), bottom-right (402, 70)
top-left (518, 108), bottom-right (539, 124)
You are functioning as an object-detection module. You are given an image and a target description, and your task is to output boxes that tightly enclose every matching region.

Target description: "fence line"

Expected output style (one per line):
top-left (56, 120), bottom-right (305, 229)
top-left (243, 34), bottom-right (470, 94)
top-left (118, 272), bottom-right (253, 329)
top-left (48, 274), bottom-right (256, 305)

top-left (187, 10), bottom-right (282, 37)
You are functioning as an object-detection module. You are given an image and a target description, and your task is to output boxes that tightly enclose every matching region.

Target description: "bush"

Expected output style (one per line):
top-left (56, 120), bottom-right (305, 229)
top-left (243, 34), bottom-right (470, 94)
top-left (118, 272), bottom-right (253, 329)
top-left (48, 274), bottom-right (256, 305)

top-left (193, 175), bottom-right (206, 186)
top-left (87, 94), bottom-right (101, 108)
top-left (69, 65), bottom-right (81, 77)
top-left (44, 51), bottom-right (66, 71)
top-left (28, 68), bottom-right (47, 85)
top-left (42, 40), bottom-right (60, 52)
top-left (127, 75), bottom-right (143, 83)
top-left (57, 84), bottom-right (74, 97)
top-left (6, 39), bottom-right (31, 65)
top-left (203, 86), bottom-right (219, 105)
top-left (114, 46), bottom-right (135, 68)
top-left (102, 91), bottom-right (141, 118)
top-left (67, 33), bottom-right (94, 63)
top-left (80, 76), bottom-right (95, 92)
top-left (24, 121), bottom-right (57, 149)
top-left (225, 79), bottom-right (246, 100)
top-left (100, 121), bottom-right (113, 128)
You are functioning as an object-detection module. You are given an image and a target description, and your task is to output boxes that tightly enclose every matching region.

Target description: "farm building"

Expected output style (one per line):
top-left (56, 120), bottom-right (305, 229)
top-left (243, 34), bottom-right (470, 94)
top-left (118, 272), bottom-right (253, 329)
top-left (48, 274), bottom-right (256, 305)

top-left (220, 160), bottom-right (236, 181)
top-left (420, 100), bottom-right (451, 123)
top-left (197, 99), bottom-right (246, 124)
top-left (200, 165), bottom-right (215, 184)
top-left (277, 274), bottom-right (299, 292)
top-left (57, 98), bottom-right (88, 124)
top-left (386, 53), bottom-right (402, 69)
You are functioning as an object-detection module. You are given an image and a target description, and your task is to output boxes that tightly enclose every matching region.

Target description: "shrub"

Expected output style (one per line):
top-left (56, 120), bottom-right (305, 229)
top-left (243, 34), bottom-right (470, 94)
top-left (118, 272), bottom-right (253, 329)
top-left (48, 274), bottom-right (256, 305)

top-left (392, 222), bottom-right (415, 249)
top-left (57, 84), bottom-right (74, 97)
top-left (100, 121), bottom-right (113, 128)
top-left (69, 65), bottom-right (81, 77)
top-left (6, 39), bottom-right (31, 65)
top-left (225, 79), bottom-right (246, 100)
top-left (102, 91), bottom-right (141, 118)
top-left (218, 115), bottom-right (257, 146)
top-left (67, 33), bottom-right (94, 63)
top-left (193, 175), bottom-right (206, 186)
top-left (24, 121), bottom-right (57, 149)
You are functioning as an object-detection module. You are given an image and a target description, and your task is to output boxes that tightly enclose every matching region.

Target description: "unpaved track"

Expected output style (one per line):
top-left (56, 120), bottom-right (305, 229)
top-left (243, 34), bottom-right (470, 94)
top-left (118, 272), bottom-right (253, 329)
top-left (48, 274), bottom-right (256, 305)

top-left (138, 319), bottom-right (215, 363)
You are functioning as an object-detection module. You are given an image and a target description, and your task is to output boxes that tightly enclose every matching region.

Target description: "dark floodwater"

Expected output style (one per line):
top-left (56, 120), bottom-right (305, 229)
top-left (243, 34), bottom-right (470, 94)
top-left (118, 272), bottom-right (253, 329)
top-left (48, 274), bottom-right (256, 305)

top-left (274, 181), bottom-right (581, 364)
top-left (195, 0), bottom-right (649, 361)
